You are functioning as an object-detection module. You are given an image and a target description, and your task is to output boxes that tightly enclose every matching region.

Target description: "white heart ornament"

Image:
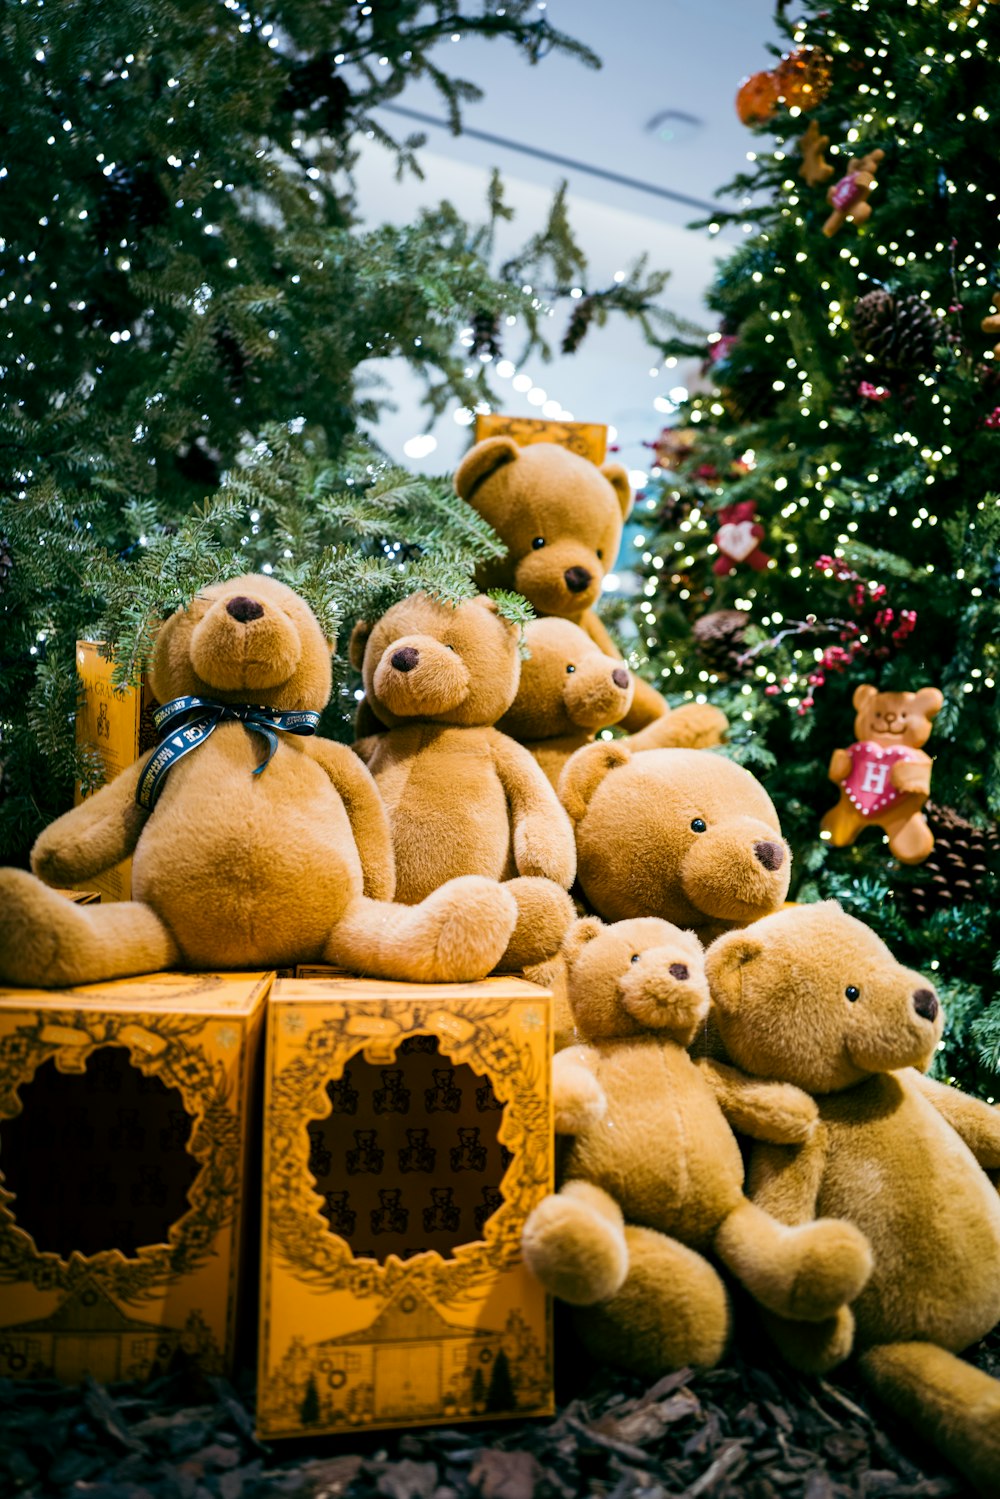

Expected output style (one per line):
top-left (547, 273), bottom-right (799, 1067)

top-left (716, 520), bottom-right (759, 562)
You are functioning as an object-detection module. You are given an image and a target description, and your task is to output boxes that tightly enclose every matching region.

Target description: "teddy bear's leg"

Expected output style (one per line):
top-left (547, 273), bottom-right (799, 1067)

top-left (627, 703), bottom-right (729, 753)
top-left (575, 1225), bottom-right (731, 1378)
top-left (522, 1181), bottom-right (629, 1305)
top-left (756, 1305), bottom-right (856, 1374)
top-left (325, 876), bottom-right (518, 983)
top-left (819, 797), bottom-right (866, 848)
top-left (495, 876), bottom-right (575, 970)
top-left (882, 809), bottom-right (934, 865)
top-left (858, 1342), bottom-right (1000, 1497)
top-left (0, 868), bottom-right (179, 987)
top-left (713, 1197), bottom-right (872, 1322)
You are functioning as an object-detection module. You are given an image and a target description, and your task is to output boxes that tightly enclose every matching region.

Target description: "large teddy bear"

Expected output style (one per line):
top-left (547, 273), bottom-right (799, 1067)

top-left (707, 902), bottom-right (1000, 1496)
top-left (453, 438), bottom-right (668, 733)
top-left (350, 591), bottom-right (576, 971)
top-left (559, 742), bottom-right (790, 944)
top-left (0, 575), bottom-right (517, 986)
top-left (496, 617), bottom-right (728, 790)
top-left (820, 683), bottom-right (943, 863)
top-left (521, 916), bottom-right (872, 1377)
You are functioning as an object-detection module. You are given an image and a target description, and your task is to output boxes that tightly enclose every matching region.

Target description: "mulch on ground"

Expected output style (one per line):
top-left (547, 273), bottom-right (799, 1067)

top-left (3, 1317), bottom-right (997, 1499)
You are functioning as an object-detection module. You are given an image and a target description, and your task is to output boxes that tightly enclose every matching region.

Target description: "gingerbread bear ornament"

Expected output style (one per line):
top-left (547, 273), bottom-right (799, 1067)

top-left (823, 149), bottom-right (884, 237)
top-left (820, 683), bottom-right (943, 864)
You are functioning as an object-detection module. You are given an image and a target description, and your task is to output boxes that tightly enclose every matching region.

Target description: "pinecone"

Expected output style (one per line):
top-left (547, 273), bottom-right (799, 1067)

top-left (907, 802), bottom-right (1000, 918)
top-left (470, 310), bottom-right (502, 360)
top-left (852, 289), bottom-right (944, 371)
top-left (561, 295), bottom-right (597, 355)
top-left (692, 610), bottom-right (751, 679)
top-left (0, 535), bottom-right (12, 593)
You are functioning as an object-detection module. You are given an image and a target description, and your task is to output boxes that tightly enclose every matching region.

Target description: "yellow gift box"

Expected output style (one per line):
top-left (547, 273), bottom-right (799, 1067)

top-left (257, 974), bottom-right (553, 1437)
top-left (473, 412), bottom-right (608, 465)
top-left (0, 970), bottom-right (270, 1383)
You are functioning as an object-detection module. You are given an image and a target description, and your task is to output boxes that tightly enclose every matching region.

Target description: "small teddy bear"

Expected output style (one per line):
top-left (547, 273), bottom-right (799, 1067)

top-left (0, 575), bottom-right (517, 986)
top-left (496, 617), bottom-right (727, 789)
top-left (823, 148), bottom-right (885, 237)
top-left (453, 437), bottom-right (669, 733)
top-left (351, 592), bottom-right (576, 970)
top-left (712, 500), bottom-right (771, 576)
top-left (560, 743), bottom-right (791, 945)
top-left (820, 683), bottom-right (943, 863)
top-left (708, 902), bottom-right (1000, 1496)
top-left (520, 916), bottom-right (873, 1377)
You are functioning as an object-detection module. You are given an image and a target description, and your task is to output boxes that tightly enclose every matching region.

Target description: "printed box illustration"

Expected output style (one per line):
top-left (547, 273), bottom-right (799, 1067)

top-left (0, 971), bottom-right (270, 1384)
top-left (258, 975), bottom-right (553, 1438)
top-left (74, 641), bottom-right (159, 902)
top-left (474, 412), bottom-right (608, 464)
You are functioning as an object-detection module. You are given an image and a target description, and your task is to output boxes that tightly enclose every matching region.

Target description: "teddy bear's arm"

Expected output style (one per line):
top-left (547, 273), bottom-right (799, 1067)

top-left (889, 756), bottom-right (932, 797)
top-left (745, 1128), bottom-right (830, 1227)
top-left (488, 731), bottom-right (577, 886)
top-left (828, 748), bottom-right (853, 783)
top-left (304, 739), bottom-right (396, 901)
top-left (351, 734), bottom-right (380, 767)
top-left (552, 1045), bottom-right (606, 1134)
top-left (909, 1071), bottom-right (1000, 1167)
top-left (31, 754), bottom-right (152, 886)
top-left (697, 1058), bottom-right (819, 1144)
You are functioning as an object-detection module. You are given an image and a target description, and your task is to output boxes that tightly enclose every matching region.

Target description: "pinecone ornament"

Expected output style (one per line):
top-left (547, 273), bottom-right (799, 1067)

top-left (852, 289), bottom-right (944, 372)
top-left (907, 802), bottom-right (1000, 919)
top-left (470, 310), bottom-right (502, 360)
top-left (692, 609), bottom-right (751, 679)
top-left (0, 535), bottom-right (12, 593)
top-left (561, 295), bottom-right (597, 355)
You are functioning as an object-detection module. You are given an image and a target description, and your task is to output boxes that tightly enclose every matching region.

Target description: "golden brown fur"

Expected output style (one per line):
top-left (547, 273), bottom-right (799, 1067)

top-left (0, 575), bottom-right (517, 985)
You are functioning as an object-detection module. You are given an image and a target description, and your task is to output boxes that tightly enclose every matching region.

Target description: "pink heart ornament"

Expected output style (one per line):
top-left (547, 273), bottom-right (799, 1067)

top-left (842, 740), bottom-right (918, 817)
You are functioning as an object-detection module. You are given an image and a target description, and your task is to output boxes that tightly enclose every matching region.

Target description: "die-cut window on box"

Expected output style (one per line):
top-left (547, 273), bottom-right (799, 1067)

top-left (306, 1035), bottom-right (507, 1264)
top-left (0, 1046), bottom-right (201, 1260)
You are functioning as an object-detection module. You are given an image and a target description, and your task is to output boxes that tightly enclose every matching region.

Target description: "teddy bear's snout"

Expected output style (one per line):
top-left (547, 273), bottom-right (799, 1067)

top-left (754, 840), bottom-right (785, 871)
top-left (564, 566), bottom-right (592, 594)
top-left (913, 987), bottom-right (939, 1022)
top-left (391, 647), bottom-right (420, 672)
top-left (225, 595), bottom-right (265, 623)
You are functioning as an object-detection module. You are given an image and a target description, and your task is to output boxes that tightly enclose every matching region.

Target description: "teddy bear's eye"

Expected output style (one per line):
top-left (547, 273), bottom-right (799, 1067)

top-left (845, 985), bottom-right (860, 1002)
top-left (445, 644), bottom-right (456, 652)
top-left (630, 953), bottom-right (640, 964)
top-left (690, 818), bottom-right (707, 833)
top-left (566, 664), bottom-right (576, 674)
top-left (532, 536), bottom-right (546, 550)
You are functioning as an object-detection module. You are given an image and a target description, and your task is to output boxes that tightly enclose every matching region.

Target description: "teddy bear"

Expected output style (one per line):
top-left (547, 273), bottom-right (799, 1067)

top-left (453, 437), bottom-right (668, 733)
top-left (822, 148), bottom-right (885, 237)
top-left (707, 902), bottom-right (1000, 1496)
top-left (496, 617), bottom-right (728, 790)
top-left (350, 591), bottom-right (576, 971)
top-left (559, 742), bottom-right (791, 945)
top-left (820, 683), bottom-right (943, 863)
top-left (711, 500), bottom-right (770, 576)
top-left (0, 575), bottom-right (518, 987)
top-left (520, 916), bottom-right (873, 1378)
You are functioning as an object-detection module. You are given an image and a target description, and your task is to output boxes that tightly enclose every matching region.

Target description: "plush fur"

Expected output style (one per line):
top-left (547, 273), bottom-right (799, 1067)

top-left (454, 438), bottom-right (667, 732)
top-left (821, 684), bottom-right (943, 863)
top-left (708, 902), bottom-right (1000, 1496)
top-left (351, 592), bottom-right (576, 970)
top-left (521, 917), bottom-right (872, 1379)
top-left (0, 575), bottom-right (517, 986)
top-left (496, 617), bottom-right (728, 789)
top-left (559, 743), bottom-right (791, 944)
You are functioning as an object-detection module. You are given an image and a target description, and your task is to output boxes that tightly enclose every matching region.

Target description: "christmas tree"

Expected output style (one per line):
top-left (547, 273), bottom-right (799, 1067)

top-left (0, 1), bottom-right (673, 862)
top-left (634, 0), bottom-right (1000, 1093)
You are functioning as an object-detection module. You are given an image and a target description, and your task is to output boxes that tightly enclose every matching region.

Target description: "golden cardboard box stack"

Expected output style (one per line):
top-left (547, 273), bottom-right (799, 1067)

top-left (0, 971), bottom-right (270, 1383)
top-left (257, 974), bottom-right (553, 1437)
top-left (473, 411), bottom-right (607, 464)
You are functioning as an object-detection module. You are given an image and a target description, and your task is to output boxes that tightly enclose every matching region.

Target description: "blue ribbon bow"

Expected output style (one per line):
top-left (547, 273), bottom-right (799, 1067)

top-left (135, 695), bottom-right (320, 812)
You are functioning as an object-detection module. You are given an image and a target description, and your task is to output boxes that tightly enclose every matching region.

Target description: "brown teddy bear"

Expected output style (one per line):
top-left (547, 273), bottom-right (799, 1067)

top-left (350, 591), bottom-right (576, 971)
top-left (559, 742), bottom-right (790, 944)
top-left (820, 684), bottom-right (943, 863)
top-left (521, 916), bottom-right (873, 1378)
top-left (0, 575), bottom-right (518, 987)
top-left (453, 438), bottom-right (668, 733)
top-left (707, 902), bottom-right (1000, 1496)
top-left (496, 617), bottom-right (728, 789)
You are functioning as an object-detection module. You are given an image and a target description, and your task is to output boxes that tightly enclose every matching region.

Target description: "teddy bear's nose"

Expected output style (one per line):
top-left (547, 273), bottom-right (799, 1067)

top-left (391, 647), bottom-right (420, 672)
top-left (753, 840), bottom-right (785, 871)
top-left (669, 963), bottom-right (689, 981)
top-left (226, 595), bottom-right (265, 623)
top-left (564, 566), bottom-right (592, 594)
top-left (612, 668), bottom-right (630, 689)
top-left (913, 988), bottom-right (939, 1022)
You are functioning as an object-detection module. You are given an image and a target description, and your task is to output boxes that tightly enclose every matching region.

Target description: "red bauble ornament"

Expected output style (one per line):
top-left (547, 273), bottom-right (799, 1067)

top-left (736, 70), bottom-right (780, 125)
top-left (712, 501), bottom-right (771, 576)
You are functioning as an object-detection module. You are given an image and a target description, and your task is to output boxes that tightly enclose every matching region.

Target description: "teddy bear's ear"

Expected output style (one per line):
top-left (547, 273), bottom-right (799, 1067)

top-left (600, 462), bottom-right (633, 522)
top-left (852, 683), bottom-right (878, 712)
top-left (562, 916), bottom-right (605, 968)
top-left (454, 437), bottom-right (520, 500)
top-left (471, 595), bottom-right (521, 634)
top-left (348, 619), bottom-right (373, 671)
top-left (912, 686), bottom-right (943, 721)
top-left (559, 741), bottom-right (631, 824)
top-left (704, 929), bottom-right (764, 1015)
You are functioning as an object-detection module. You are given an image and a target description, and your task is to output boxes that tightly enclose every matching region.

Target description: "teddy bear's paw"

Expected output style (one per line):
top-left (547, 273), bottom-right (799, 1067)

top-left (552, 1058), bottom-right (607, 1133)
top-left (521, 1181), bottom-right (628, 1305)
top-left (782, 1217), bottom-right (874, 1322)
top-left (512, 818), bottom-right (577, 889)
top-left (758, 1306), bottom-right (856, 1374)
top-left (0, 868), bottom-right (70, 985)
top-left (630, 703), bottom-right (728, 753)
top-left (496, 878), bottom-right (576, 970)
top-left (422, 877), bottom-right (519, 980)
